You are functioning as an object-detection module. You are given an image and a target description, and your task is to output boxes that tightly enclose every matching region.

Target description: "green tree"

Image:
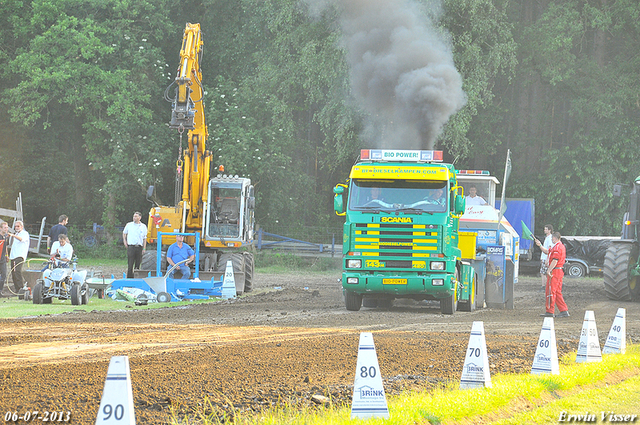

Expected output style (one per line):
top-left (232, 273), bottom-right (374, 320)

top-left (2, 0), bottom-right (178, 227)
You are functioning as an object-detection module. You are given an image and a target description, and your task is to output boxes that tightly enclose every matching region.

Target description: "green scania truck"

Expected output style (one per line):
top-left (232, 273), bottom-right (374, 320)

top-left (333, 149), bottom-right (479, 314)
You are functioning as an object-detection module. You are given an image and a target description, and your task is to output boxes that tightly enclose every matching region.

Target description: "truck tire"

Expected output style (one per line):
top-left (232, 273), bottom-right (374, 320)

top-left (603, 243), bottom-right (640, 301)
top-left (565, 262), bottom-right (587, 278)
top-left (441, 271), bottom-right (458, 314)
top-left (243, 252), bottom-right (254, 292)
top-left (345, 291), bottom-right (362, 311)
top-left (440, 293), bottom-right (457, 314)
top-left (33, 282), bottom-right (44, 304)
top-left (71, 284), bottom-right (81, 306)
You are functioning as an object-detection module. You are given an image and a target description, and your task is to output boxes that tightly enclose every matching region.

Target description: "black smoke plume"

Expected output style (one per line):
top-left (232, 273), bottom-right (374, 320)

top-left (307, 0), bottom-right (466, 149)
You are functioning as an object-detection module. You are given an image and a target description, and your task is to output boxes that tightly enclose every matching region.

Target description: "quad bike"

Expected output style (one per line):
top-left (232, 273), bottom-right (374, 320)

top-left (32, 257), bottom-right (89, 305)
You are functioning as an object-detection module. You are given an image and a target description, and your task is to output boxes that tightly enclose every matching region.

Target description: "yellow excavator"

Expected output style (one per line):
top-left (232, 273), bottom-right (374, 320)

top-left (143, 23), bottom-right (255, 293)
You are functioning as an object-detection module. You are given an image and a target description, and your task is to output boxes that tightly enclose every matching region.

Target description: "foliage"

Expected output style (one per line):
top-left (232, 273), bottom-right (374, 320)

top-left (1, 0), bottom-right (639, 236)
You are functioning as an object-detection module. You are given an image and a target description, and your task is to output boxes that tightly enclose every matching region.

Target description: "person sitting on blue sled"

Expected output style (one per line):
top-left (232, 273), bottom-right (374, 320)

top-left (166, 234), bottom-right (195, 279)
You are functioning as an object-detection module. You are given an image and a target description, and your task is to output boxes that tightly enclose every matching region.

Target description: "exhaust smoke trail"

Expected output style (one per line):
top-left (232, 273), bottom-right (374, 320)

top-left (307, 0), bottom-right (466, 149)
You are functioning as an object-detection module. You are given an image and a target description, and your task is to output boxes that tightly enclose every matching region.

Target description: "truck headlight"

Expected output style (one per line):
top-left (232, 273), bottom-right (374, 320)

top-left (347, 277), bottom-right (359, 284)
top-left (347, 259), bottom-right (362, 268)
top-left (430, 261), bottom-right (445, 270)
top-left (432, 279), bottom-right (444, 286)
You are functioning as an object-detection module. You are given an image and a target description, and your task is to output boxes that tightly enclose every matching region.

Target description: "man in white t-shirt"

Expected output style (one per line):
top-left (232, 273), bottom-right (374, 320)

top-left (122, 211), bottom-right (147, 278)
top-left (535, 224), bottom-right (554, 288)
top-left (50, 234), bottom-right (74, 267)
top-left (8, 220), bottom-right (30, 292)
top-left (465, 185), bottom-right (487, 206)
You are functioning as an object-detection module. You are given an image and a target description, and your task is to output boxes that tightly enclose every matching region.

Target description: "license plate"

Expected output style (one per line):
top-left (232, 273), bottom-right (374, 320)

top-left (383, 278), bottom-right (407, 285)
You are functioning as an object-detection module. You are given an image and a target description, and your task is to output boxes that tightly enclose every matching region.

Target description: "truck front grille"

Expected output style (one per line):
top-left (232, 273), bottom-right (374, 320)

top-left (352, 223), bottom-right (440, 269)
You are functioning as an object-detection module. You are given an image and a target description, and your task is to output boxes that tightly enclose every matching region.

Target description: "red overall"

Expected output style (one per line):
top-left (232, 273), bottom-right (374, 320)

top-left (546, 241), bottom-right (568, 314)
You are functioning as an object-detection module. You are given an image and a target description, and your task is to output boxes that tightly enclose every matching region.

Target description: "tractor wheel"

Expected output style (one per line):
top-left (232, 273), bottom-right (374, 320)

top-left (344, 290), bottom-right (362, 311)
top-left (243, 252), bottom-right (254, 292)
top-left (71, 284), bottom-right (81, 306)
top-left (603, 243), bottom-right (640, 301)
top-left (565, 262), bottom-right (587, 278)
top-left (33, 282), bottom-right (44, 304)
top-left (43, 297), bottom-right (52, 304)
top-left (157, 292), bottom-right (171, 303)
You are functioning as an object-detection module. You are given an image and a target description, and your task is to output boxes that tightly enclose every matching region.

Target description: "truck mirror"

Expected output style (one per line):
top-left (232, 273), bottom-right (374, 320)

top-left (146, 185), bottom-right (155, 199)
top-left (248, 197), bottom-right (256, 209)
top-left (454, 195), bottom-right (466, 215)
top-left (613, 184), bottom-right (622, 197)
top-left (334, 185), bottom-right (346, 215)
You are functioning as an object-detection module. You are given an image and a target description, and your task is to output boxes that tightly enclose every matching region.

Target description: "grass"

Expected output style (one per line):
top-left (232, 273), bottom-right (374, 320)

top-left (2, 252), bottom-right (340, 320)
top-left (0, 294), bottom-right (221, 319)
top-left (170, 346), bottom-right (640, 424)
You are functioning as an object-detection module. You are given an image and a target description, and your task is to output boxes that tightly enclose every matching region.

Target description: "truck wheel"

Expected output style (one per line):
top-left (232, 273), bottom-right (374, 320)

top-left (33, 282), bottom-right (44, 304)
top-left (441, 272), bottom-right (458, 315)
top-left (565, 262), bottom-right (586, 278)
top-left (440, 293), bottom-right (457, 314)
top-left (71, 284), bottom-right (81, 306)
top-left (157, 291), bottom-right (171, 303)
top-left (243, 252), bottom-right (254, 292)
top-left (603, 243), bottom-right (640, 301)
top-left (345, 291), bottom-right (362, 311)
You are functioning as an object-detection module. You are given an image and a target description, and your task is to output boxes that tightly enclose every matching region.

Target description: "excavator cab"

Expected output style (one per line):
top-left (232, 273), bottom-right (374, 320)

top-left (205, 175), bottom-right (255, 244)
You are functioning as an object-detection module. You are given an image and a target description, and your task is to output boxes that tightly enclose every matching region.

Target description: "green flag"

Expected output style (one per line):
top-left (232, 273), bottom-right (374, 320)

top-left (521, 220), bottom-right (534, 240)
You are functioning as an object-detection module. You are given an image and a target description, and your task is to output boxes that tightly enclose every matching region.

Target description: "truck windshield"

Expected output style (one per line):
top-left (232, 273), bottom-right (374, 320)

top-left (348, 180), bottom-right (447, 213)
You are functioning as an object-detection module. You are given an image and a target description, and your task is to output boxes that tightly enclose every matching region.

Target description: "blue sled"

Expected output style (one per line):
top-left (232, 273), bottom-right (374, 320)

top-left (111, 275), bottom-right (224, 302)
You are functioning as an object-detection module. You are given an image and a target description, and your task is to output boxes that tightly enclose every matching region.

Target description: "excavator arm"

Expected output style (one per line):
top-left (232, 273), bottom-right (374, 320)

top-left (165, 23), bottom-right (211, 232)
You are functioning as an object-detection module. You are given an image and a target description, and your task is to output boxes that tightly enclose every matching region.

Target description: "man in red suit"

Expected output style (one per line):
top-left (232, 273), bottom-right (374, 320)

top-left (541, 232), bottom-right (569, 318)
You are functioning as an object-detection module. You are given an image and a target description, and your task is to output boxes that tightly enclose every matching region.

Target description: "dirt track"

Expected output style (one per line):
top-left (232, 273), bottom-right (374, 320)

top-left (0, 272), bottom-right (638, 424)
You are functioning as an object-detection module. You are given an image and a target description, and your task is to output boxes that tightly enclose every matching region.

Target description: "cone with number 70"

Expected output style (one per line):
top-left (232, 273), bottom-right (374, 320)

top-left (460, 321), bottom-right (492, 389)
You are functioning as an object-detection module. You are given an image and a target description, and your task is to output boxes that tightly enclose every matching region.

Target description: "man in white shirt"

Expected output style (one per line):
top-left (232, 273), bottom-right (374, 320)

top-left (465, 185), bottom-right (487, 206)
top-left (122, 211), bottom-right (147, 278)
top-left (535, 224), bottom-right (554, 288)
top-left (8, 220), bottom-right (30, 292)
top-left (50, 234), bottom-right (74, 267)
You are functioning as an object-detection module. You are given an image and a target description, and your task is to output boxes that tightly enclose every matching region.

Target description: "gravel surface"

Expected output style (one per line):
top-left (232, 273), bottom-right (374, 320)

top-left (0, 271), bottom-right (637, 423)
